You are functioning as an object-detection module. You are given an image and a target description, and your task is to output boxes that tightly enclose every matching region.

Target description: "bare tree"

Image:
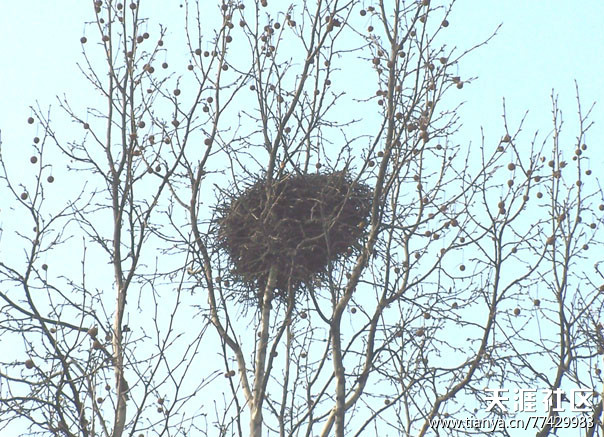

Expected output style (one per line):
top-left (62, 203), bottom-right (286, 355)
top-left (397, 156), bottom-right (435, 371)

top-left (1, 1), bottom-right (602, 437)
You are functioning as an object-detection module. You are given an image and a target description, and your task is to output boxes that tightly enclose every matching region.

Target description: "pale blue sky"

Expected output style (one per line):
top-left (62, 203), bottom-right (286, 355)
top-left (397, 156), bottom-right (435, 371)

top-left (1, 1), bottom-right (602, 145)
top-left (0, 2), bottom-right (603, 436)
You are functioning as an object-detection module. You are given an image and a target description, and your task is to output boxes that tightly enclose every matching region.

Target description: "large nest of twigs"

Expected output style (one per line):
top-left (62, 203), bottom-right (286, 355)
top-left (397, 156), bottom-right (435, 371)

top-left (217, 171), bottom-right (372, 301)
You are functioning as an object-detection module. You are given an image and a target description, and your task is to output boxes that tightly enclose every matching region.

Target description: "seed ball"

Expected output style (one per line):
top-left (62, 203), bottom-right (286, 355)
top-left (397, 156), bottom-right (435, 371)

top-left (203, 106), bottom-right (209, 113)
top-left (117, 2), bottom-right (123, 9)
top-left (586, 169), bottom-right (592, 175)
top-left (590, 223), bottom-right (596, 229)
top-left (172, 119), bottom-right (180, 127)
top-left (384, 399), bottom-right (390, 405)
top-left (42, 264), bottom-right (48, 270)
top-left (360, 9), bottom-right (366, 16)
top-left (129, 3), bottom-right (136, 9)
top-left (136, 35), bottom-right (143, 43)
top-left (423, 312), bottom-right (431, 319)
top-left (30, 156), bottom-right (38, 164)
top-left (222, 65), bottom-right (228, 71)
top-left (20, 192), bottom-right (28, 200)
top-left (25, 359), bottom-right (35, 369)
top-left (455, 82), bottom-right (463, 89)
top-left (533, 299), bottom-right (540, 306)
top-left (368, 25), bottom-right (374, 32)
top-left (187, 64), bottom-right (194, 71)
top-left (583, 244), bottom-right (589, 250)
top-left (27, 117), bottom-right (34, 124)
top-left (536, 192), bottom-right (543, 199)
top-left (47, 175), bottom-right (54, 183)
top-left (80, 36), bottom-right (88, 44)
top-left (378, 151), bottom-right (384, 157)
top-left (143, 32), bottom-right (149, 39)
top-left (204, 138), bottom-right (212, 146)
top-left (513, 308), bottom-right (520, 316)
top-left (459, 264), bottom-right (465, 271)
top-left (441, 19), bottom-right (449, 27)
top-left (351, 307), bottom-right (357, 314)
top-left (459, 237), bottom-right (465, 243)
top-left (173, 89), bottom-right (181, 96)
top-left (508, 163), bottom-right (516, 170)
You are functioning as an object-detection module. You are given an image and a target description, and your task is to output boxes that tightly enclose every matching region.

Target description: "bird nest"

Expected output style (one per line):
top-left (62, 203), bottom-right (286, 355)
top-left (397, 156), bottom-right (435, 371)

top-left (216, 171), bottom-right (372, 302)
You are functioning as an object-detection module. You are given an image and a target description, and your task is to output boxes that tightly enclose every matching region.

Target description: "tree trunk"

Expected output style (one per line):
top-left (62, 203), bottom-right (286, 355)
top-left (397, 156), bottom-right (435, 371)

top-left (250, 266), bottom-right (277, 437)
